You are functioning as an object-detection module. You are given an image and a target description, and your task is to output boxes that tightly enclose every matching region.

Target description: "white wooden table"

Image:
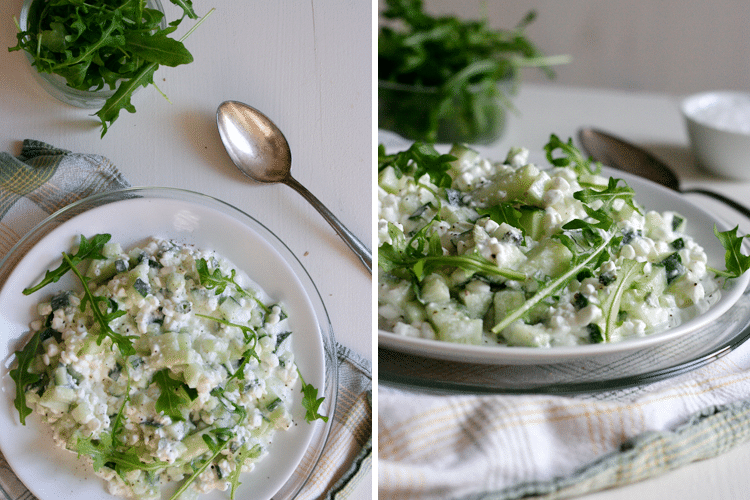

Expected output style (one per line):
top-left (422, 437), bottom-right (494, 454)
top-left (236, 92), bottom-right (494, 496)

top-left (0, 0), bottom-right (372, 498)
top-left (393, 82), bottom-right (750, 500)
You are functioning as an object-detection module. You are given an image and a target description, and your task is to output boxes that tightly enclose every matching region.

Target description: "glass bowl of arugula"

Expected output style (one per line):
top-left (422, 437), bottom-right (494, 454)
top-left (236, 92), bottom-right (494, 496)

top-left (11, 0), bottom-right (208, 136)
top-left (378, 0), bottom-right (569, 144)
top-left (14, 0), bottom-right (166, 109)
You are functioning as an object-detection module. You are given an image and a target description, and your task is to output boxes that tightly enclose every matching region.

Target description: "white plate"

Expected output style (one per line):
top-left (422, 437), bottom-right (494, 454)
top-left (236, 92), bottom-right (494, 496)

top-left (378, 165), bottom-right (750, 365)
top-left (0, 188), bottom-right (337, 500)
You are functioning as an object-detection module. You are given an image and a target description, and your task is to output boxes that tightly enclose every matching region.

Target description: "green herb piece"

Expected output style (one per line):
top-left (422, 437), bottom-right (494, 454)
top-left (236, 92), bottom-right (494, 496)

top-left (196, 258), bottom-right (271, 314)
top-left (600, 259), bottom-right (644, 342)
top-left (297, 369), bottom-right (328, 423)
top-left (378, 142), bottom-right (456, 188)
top-left (76, 393), bottom-right (169, 475)
top-left (9, 1), bottom-right (212, 136)
top-left (23, 234), bottom-right (111, 295)
top-left (710, 225), bottom-right (750, 279)
top-left (153, 369), bottom-right (197, 421)
top-left (22, 233), bottom-right (136, 356)
top-left (64, 254), bottom-right (135, 356)
top-left (9, 330), bottom-right (44, 425)
top-left (168, 429), bottom-right (234, 500)
top-left (227, 444), bottom-right (263, 499)
top-left (379, 221), bottom-right (526, 283)
top-left (544, 134), bottom-right (602, 177)
top-left (491, 225), bottom-right (615, 335)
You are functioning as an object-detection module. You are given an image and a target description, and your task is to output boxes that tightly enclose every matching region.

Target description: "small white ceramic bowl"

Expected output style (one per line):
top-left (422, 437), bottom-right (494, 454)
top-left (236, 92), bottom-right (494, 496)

top-left (681, 91), bottom-right (750, 180)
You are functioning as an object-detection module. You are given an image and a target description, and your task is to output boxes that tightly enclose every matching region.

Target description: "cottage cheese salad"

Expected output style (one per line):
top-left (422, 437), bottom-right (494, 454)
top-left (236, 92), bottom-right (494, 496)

top-left (378, 135), bottom-right (749, 347)
top-left (10, 235), bottom-right (327, 499)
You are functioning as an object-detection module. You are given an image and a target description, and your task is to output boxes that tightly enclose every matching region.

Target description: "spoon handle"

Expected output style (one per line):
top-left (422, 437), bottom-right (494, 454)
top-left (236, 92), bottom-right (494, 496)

top-left (680, 188), bottom-right (750, 222)
top-left (285, 176), bottom-right (372, 273)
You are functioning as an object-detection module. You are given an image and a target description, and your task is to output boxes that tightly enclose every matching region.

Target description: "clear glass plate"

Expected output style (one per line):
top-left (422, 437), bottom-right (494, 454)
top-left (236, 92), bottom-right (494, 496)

top-left (0, 187), bottom-right (338, 500)
top-left (380, 286), bottom-right (750, 395)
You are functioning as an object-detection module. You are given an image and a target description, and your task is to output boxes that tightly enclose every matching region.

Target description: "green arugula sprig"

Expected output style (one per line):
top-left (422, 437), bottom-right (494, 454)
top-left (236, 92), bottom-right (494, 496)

top-left (9, 1), bottom-right (213, 136)
top-left (710, 225), bottom-right (750, 279)
top-left (21, 233), bottom-right (136, 356)
top-left (153, 369), bottom-right (198, 421)
top-left (196, 258), bottom-right (271, 314)
top-left (196, 314), bottom-right (260, 381)
top-left (23, 233), bottom-right (111, 295)
top-left (197, 314), bottom-right (327, 423)
top-left (379, 220), bottom-right (527, 284)
top-left (9, 331), bottom-right (44, 425)
top-left (76, 391), bottom-right (169, 476)
top-left (378, 142), bottom-right (456, 188)
top-left (491, 221), bottom-right (616, 335)
top-left (64, 253), bottom-right (135, 356)
top-left (297, 368), bottom-right (328, 423)
top-left (544, 134), bottom-right (602, 177)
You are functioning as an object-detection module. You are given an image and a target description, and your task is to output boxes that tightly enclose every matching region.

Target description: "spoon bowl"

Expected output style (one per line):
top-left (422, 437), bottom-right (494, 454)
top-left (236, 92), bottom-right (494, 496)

top-left (217, 101), bottom-right (291, 183)
top-left (217, 100), bottom-right (372, 273)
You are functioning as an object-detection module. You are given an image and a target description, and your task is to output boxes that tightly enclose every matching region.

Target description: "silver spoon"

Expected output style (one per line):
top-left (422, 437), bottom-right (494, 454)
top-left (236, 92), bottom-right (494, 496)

top-left (216, 100), bottom-right (372, 273)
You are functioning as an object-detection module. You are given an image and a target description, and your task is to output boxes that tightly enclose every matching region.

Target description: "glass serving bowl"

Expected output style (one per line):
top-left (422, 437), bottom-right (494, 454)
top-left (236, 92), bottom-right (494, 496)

top-left (0, 187), bottom-right (338, 500)
top-left (378, 79), bottom-right (514, 145)
top-left (17, 0), bottom-right (166, 108)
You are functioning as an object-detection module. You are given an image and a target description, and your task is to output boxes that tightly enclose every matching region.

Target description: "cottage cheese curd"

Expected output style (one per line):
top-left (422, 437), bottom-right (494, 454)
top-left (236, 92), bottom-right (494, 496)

top-left (378, 143), bottom-right (722, 347)
top-left (21, 237), bottom-right (297, 499)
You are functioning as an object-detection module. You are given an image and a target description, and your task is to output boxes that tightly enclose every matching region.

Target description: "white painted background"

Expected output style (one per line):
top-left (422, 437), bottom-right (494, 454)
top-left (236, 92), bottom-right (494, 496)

top-left (380, 0), bottom-right (750, 95)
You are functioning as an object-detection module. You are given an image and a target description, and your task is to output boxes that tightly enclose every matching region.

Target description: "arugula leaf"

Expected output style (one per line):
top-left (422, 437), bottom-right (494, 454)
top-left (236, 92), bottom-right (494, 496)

top-left (297, 368), bottom-right (328, 423)
top-left (600, 259), bottom-right (645, 342)
top-left (710, 225), bottom-right (750, 279)
top-left (197, 258), bottom-right (271, 314)
top-left (544, 134), bottom-right (602, 177)
top-left (379, 221), bottom-right (526, 283)
top-left (21, 233), bottom-right (135, 356)
top-left (168, 429), bottom-right (234, 500)
top-left (9, 330), bottom-right (43, 425)
top-left (153, 369), bottom-right (197, 421)
top-left (64, 254), bottom-right (136, 356)
top-left (574, 177), bottom-right (640, 214)
top-left (491, 222), bottom-right (615, 335)
top-left (227, 444), bottom-right (263, 499)
top-left (378, 142), bottom-right (456, 188)
top-left (23, 233), bottom-right (111, 295)
top-left (76, 393), bottom-right (169, 475)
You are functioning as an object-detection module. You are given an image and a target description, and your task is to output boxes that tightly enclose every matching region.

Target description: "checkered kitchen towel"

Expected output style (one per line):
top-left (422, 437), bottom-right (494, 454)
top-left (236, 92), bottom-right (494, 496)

top-left (379, 314), bottom-right (750, 500)
top-left (0, 139), bottom-right (372, 500)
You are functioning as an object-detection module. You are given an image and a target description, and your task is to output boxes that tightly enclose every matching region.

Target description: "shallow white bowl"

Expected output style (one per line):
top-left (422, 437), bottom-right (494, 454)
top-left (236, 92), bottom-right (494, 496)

top-left (681, 91), bottom-right (750, 180)
top-left (378, 165), bottom-right (750, 365)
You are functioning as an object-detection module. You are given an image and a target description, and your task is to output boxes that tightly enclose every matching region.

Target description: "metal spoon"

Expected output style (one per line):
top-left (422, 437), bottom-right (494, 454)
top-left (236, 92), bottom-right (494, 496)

top-left (578, 127), bottom-right (750, 220)
top-left (217, 100), bottom-right (372, 273)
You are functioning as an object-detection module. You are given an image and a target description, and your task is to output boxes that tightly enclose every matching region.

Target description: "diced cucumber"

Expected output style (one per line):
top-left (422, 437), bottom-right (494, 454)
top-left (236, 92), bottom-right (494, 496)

top-left (459, 281), bottom-right (493, 319)
top-left (378, 166), bottom-right (402, 194)
top-left (518, 207), bottom-right (546, 240)
top-left (426, 302), bottom-right (482, 344)
top-left (420, 274), bottom-right (450, 304)
top-left (493, 289), bottom-right (526, 323)
top-left (71, 402), bottom-right (92, 424)
top-left (521, 239), bottom-right (573, 278)
top-left (501, 322), bottom-right (551, 347)
top-left (38, 386), bottom-right (76, 412)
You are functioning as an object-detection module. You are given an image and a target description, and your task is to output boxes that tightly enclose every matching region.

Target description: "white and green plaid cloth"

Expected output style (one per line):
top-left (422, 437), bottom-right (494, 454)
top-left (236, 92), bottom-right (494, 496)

top-left (0, 140), bottom-right (372, 500)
